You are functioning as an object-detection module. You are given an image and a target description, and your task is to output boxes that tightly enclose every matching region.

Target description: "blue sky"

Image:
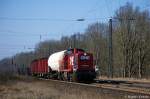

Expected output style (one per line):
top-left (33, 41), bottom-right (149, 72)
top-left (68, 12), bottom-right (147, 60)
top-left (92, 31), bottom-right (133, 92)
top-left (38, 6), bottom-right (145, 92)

top-left (0, 0), bottom-right (149, 60)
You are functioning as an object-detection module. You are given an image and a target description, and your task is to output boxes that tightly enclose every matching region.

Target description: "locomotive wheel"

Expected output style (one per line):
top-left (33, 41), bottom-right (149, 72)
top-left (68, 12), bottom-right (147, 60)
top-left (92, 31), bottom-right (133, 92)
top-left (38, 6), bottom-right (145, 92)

top-left (63, 72), bottom-right (68, 81)
top-left (72, 72), bottom-right (78, 82)
top-left (66, 73), bottom-right (72, 82)
top-left (58, 72), bottom-right (63, 80)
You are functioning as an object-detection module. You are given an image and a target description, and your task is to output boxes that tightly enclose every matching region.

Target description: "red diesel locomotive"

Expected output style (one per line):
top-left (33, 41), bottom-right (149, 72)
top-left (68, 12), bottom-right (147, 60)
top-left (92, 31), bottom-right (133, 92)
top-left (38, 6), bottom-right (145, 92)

top-left (30, 48), bottom-right (96, 81)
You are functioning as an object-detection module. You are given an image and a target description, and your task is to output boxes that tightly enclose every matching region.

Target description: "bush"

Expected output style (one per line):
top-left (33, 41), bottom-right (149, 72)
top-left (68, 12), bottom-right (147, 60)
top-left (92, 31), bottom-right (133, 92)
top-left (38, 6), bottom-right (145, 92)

top-left (0, 71), bottom-right (18, 83)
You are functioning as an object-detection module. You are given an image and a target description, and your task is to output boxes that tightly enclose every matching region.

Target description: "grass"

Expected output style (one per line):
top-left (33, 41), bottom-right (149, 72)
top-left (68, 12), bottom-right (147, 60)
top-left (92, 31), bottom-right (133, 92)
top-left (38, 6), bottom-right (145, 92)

top-left (0, 76), bottom-right (122, 99)
top-left (0, 76), bottom-right (59, 99)
top-left (1, 75), bottom-right (142, 99)
top-left (0, 72), bottom-right (17, 84)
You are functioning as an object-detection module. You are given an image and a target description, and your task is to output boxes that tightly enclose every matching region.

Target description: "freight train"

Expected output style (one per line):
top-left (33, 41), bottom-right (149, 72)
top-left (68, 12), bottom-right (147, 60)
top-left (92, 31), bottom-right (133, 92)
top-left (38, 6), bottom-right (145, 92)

top-left (30, 48), bottom-right (96, 81)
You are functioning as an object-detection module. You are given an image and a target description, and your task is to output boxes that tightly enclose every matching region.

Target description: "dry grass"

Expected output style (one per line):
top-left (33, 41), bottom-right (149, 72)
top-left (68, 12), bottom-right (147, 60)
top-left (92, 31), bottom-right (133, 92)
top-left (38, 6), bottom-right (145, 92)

top-left (0, 78), bottom-right (60, 99)
top-left (0, 72), bottom-right (17, 83)
top-left (0, 80), bottom-right (104, 99)
top-left (0, 76), bottom-right (136, 99)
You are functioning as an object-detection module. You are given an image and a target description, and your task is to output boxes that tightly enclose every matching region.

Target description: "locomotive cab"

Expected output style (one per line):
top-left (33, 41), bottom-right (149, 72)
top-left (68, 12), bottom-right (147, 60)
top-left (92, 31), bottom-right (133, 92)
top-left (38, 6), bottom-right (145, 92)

top-left (67, 48), bottom-right (96, 81)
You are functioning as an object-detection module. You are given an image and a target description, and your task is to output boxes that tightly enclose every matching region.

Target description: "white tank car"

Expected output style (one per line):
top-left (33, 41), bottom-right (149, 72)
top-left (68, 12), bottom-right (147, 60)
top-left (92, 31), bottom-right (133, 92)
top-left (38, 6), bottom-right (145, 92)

top-left (48, 50), bottom-right (66, 71)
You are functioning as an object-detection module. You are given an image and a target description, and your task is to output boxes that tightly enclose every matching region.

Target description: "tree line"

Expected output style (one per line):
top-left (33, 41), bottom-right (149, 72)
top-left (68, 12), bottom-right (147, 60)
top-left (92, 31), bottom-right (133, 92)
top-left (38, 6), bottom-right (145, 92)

top-left (0, 3), bottom-right (150, 79)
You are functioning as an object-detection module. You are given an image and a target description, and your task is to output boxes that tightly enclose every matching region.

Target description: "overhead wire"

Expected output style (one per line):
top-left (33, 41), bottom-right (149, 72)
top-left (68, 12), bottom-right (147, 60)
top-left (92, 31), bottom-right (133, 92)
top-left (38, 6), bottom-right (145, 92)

top-left (0, 17), bottom-right (110, 22)
top-left (0, 17), bottom-right (77, 21)
top-left (0, 1), bottom-right (149, 59)
top-left (60, 0), bottom-right (106, 39)
top-left (0, 0), bottom-right (109, 39)
top-left (0, 29), bottom-right (57, 37)
top-left (0, 1), bottom-right (109, 59)
top-left (0, 16), bottom-right (111, 22)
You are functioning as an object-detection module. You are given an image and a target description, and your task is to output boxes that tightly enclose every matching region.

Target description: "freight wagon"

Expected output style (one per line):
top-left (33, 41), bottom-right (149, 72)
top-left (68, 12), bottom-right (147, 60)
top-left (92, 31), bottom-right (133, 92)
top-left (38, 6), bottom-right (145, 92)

top-left (30, 48), bottom-right (96, 81)
top-left (31, 58), bottom-right (49, 77)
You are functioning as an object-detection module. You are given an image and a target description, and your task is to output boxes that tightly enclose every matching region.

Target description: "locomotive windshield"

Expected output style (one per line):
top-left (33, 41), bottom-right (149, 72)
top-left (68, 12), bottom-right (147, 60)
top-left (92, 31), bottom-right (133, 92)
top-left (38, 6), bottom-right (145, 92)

top-left (80, 55), bottom-right (90, 61)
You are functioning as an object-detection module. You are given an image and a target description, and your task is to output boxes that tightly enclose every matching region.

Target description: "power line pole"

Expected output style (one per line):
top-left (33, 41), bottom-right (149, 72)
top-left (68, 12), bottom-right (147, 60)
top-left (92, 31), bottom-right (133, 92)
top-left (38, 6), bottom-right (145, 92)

top-left (108, 18), bottom-right (113, 78)
top-left (40, 35), bottom-right (42, 58)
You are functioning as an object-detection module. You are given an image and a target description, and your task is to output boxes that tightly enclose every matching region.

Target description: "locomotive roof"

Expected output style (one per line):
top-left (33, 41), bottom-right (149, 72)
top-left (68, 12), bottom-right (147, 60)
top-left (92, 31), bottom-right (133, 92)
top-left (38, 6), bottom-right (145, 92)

top-left (67, 48), bottom-right (85, 52)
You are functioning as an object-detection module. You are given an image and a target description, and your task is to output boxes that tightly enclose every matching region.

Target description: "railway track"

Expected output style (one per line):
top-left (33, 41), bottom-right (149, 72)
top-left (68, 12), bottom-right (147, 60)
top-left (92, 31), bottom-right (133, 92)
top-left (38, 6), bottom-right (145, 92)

top-left (94, 79), bottom-right (150, 95)
top-left (93, 83), bottom-right (150, 95)
top-left (39, 78), bottom-right (150, 96)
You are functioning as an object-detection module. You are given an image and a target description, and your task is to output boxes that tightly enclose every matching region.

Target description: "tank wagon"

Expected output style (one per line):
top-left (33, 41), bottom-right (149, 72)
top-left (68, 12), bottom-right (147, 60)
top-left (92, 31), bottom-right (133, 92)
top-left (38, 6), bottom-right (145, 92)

top-left (30, 48), bottom-right (96, 81)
